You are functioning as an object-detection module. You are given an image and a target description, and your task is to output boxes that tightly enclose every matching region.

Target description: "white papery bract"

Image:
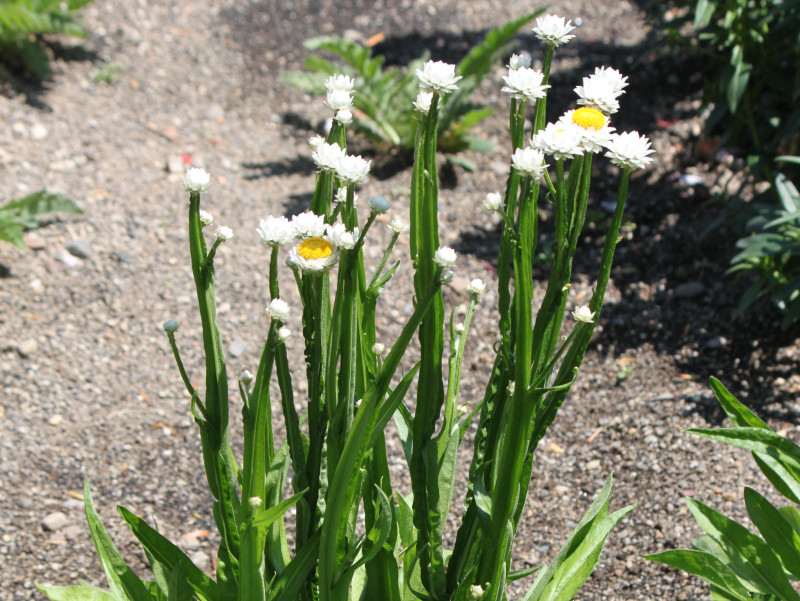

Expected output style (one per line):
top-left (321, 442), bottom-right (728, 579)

top-left (335, 154), bottom-right (371, 185)
top-left (277, 327), bottom-right (291, 342)
top-left (557, 108), bottom-right (615, 153)
top-left (325, 222), bottom-right (357, 250)
top-left (484, 192), bottom-right (502, 212)
top-left (308, 135), bottom-right (325, 151)
top-left (572, 305), bottom-right (595, 323)
top-left (575, 67), bottom-right (628, 115)
top-left (199, 210), bottom-right (214, 227)
top-left (467, 278), bottom-right (486, 299)
top-left (511, 147), bottom-right (548, 179)
top-left (288, 238), bottom-right (341, 273)
top-left (416, 60), bottom-right (462, 94)
top-left (433, 246), bottom-right (457, 268)
top-left (291, 211), bottom-right (327, 239)
top-left (532, 122), bottom-right (585, 161)
top-left (312, 142), bottom-right (345, 172)
top-left (605, 131), bottom-right (654, 171)
top-left (388, 218), bottom-right (405, 234)
top-left (508, 53), bottom-right (531, 70)
top-left (182, 167), bottom-right (211, 192)
top-left (371, 342), bottom-right (385, 355)
top-left (413, 91), bottom-right (434, 114)
top-left (325, 88), bottom-right (353, 112)
top-left (334, 109), bottom-right (353, 125)
top-left (257, 215), bottom-right (295, 247)
top-left (325, 74), bottom-right (355, 92)
top-left (216, 226), bottom-right (233, 241)
top-left (267, 298), bottom-right (290, 322)
top-left (501, 67), bottom-right (550, 101)
top-left (532, 14), bottom-right (576, 46)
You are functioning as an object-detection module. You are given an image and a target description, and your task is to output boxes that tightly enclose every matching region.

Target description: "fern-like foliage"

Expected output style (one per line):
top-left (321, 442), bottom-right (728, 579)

top-left (0, 0), bottom-right (95, 79)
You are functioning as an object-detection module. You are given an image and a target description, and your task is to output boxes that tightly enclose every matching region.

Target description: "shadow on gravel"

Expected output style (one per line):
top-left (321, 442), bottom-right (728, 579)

top-left (242, 156), bottom-right (317, 180)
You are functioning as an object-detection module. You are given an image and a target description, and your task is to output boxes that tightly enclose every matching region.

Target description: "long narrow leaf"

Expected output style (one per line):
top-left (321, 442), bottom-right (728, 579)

top-left (643, 549), bottom-right (750, 601)
top-left (744, 487), bottom-right (800, 579)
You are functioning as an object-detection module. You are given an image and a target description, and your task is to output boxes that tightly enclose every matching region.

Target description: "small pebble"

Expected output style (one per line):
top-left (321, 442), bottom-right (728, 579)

top-left (66, 239), bottom-right (92, 259)
top-left (705, 336), bottom-right (728, 349)
top-left (30, 123), bottom-right (49, 140)
top-left (228, 340), bottom-right (248, 358)
top-left (29, 279), bottom-right (45, 294)
top-left (42, 512), bottom-right (70, 532)
top-left (48, 414), bottom-right (63, 426)
top-left (674, 282), bottom-right (705, 298)
top-left (17, 339), bottom-right (38, 357)
top-left (23, 232), bottom-right (46, 250)
top-left (166, 155), bottom-right (185, 174)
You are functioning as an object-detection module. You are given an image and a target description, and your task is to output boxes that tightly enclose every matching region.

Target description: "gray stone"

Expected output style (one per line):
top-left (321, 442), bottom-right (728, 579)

top-left (166, 155), bottom-right (185, 174)
top-left (674, 281), bottom-right (705, 298)
top-left (23, 232), bottom-right (46, 250)
top-left (705, 336), bottom-right (728, 349)
top-left (205, 104), bottom-right (224, 121)
top-left (66, 239), bottom-right (92, 259)
top-left (228, 339), bottom-right (247, 358)
top-left (42, 512), bottom-right (70, 532)
top-left (17, 339), bottom-right (38, 357)
top-left (30, 123), bottom-right (49, 140)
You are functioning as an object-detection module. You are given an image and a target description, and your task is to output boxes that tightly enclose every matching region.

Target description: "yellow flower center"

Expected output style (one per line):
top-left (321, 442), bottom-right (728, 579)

top-left (572, 107), bottom-right (606, 130)
top-left (298, 237), bottom-right (333, 260)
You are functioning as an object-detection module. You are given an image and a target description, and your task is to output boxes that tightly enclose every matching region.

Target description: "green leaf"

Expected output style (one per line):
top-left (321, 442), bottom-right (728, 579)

top-left (693, 0), bottom-right (718, 28)
top-left (36, 584), bottom-right (117, 601)
top-left (166, 563), bottom-right (192, 601)
top-left (725, 46), bottom-right (751, 113)
top-left (744, 487), bottom-right (800, 579)
top-left (644, 549), bottom-right (751, 600)
top-left (117, 506), bottom-right (217, 601)
top-left (709, 377), bottom-right (769, 429)
top-left (369, 364), bottom-right (420, 450)
top-left (0, 190), bottom-right (82, 225)
top-left (687, 426), bottom-right (800, 475)
top-left (0, 220), bottom-right (25, 248)
top-left (775, 173), bottom-right (800, 213)
top-left (396, 492), bottom-right (415, 551)
top-left (267, 531), bottom-right (321, 601)
top-left (82, 481), bottom-right (152, 601)
top-left (687, 497), bottom-right (800, 600)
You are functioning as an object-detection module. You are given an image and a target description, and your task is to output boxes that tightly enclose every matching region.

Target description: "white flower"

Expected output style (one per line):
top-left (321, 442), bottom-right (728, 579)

top-left (371, 342), bottom-right (385, 355)
top-left (334, 186), bottom-right (358, 206)
top-left (369, 195), bottom-right (389, 214)
top-left (389, 218), bottom-right (405, 234)
top-left (416, 60), bottom-right (462, 94)
top-left (484, 192), bottom-right (503, 212)
top-left (532, 14), bottom-right (576, 46)
top-left (291, 211), bottom-right (327, 239)
top-left (469, 584), bottom-right (485, 599)
top-left (325, 222), bottom-right (357, 249)
top-left (248, 496), bottom-right (262, 509)
top-left (240, 370), bottom-right (254, 384)
top-left (572, 305), bottom-right (595, 323)
top-left (335, 154), bottom-right (371, 185)
top-left (413, 91), bottom-right (434, 114)
top-left (507, 382), bottom-right (515, 395)
top-left (199, 210), bottom-right (214, 227)
top-left (466, 278), bottom-right (486, 298)
top-left (267, 298), bottom-right (290, 322)
top-left (433, 246), bottom-right (457, 268)
top-left (216, 226), bottom-right (233, 241)
top-left (557, 108), bottom-right (615, 153)
top-left (277, 327), bottom-right (291, 342)
top-left (288, 237), bottom-right (341, 273)
top-left (257, 215), bottom-right (295, 247)
top-left (575, 67), bottom-right (628, 115)
top-left (312, 142), bottom-right (345, 172)
top-left (605, 131), bottom-right (654, 170)
top-left (532, 122), bottom-right (585, 161)
top-left (501, 67), bottom-right (549, 101)
top-left (511, 147), bottom-right (548, 178)
top-left (334, 109), bottom-right (353, 125)
top-left (454, 322), bottom-right (465, 335)
top-left (308, 135), bottom-right (326, 151)
top-left (182, 167), bottom-right (210, 192)
top-left (439, 269), bottom-right (455, 285)
top-left (325, 74), bottom-right (355, 92)
top-left (508, 53), bottom-right (531, 70)
top-left (325, 88), bottom-right (353, 112)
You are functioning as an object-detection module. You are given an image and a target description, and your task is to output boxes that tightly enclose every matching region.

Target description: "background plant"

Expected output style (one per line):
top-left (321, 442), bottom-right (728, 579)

top-left (40, 18), bottom-right (648, 601)
top-left (283, 10), bottom-right (543, 167)
top-left (0, 189), bottom-right (82, 248)
top-left (647, 376), bottom-right (800, 600)
top-left (0, 0), bottom-right (96, 79)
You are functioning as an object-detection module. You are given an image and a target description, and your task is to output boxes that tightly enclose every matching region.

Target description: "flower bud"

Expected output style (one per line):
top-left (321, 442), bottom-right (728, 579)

top-left (371, 342), bottom-right (385, 355)
top-left (240, 370), bottom-right (253, 385)
top-left (162, 320), bottom-right (179, 333)
top-left (369, 195), bottom-right (390, 214)
top-left (216, 226), bottom-right (233, 241)
top-left (248, 496), bottom-right (262, 508)
top-left (199, 210), bottom-right (214, 227)
top-left (277, 327), bottom-right (291, 342)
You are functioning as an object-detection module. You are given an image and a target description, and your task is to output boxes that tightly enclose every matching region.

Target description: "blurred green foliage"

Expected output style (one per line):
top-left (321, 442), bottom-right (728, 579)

top-left (0, 190), bottom-right (82, 248)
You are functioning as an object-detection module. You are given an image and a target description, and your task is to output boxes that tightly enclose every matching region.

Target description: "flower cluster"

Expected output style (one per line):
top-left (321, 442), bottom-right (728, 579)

top-left (311, 141), bottom-right (371, 184)
top-left (324, 74), bottom-right (355, 124)
top-left (574, 66), bottom-right (629, 115)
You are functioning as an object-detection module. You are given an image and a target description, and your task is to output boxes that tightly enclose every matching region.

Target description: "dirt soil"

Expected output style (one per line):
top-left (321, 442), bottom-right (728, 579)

top-left (2, 1), bottom-right (799, 600)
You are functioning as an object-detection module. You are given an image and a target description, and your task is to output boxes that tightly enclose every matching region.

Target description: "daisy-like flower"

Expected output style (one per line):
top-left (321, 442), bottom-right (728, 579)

top-left (572, 305), bottom-right (595, 323)
top-left (257, 215), bottom-right (295, 247)
top-left (434, 246), bottom-right (457, 268)
top-left (508, 53), bottom-right (531, 70)
top-left (216, 226), bottom-right (233, 241)
top-left (325, 88), bottom-right (353, 112)
top-left (325, 222), bottom-right (357, 250)
top-left (501, 67), bottom-right (550, 101)
top-left (604, 131), bottom-right (654, 171)
top-left (416, 60), bottom-right (462, 94)
top-left (388, 218), bottom-right (405, 234)
top-left (574, 67), bottom-right (628, 115)
top-left (369, 195), bottom-right (389, 214)
top-left (267, 298), bottom-right (290, 322)
top-left (557, 107), bottom-right (615, 153)
top-left (484, 192), bottom-right (503, 212)
top-left (199, 210), bottom-right (214, 227)
top-left (277, 327), bottom-right (291, 342)
top-left (413, 91), bottom-right (434, 114)
top-left (334, 109), bottom-right (353, 125)
top-left (335, 153), bottom-right (371, 185)
top-left (466, 278), bottom-right (486, 298)
top-left (532, 14), bottom-right (576, 46)
top-left (511, 147), bottom-right (548, 178)
top-left (288, 237), bottom-right (341, 273)
top-left (291, 211), bottom-right (327, 239)
top-left (371, 342), bottom-right (385, 355)
top-left (532, 122), bottom-right (585, 161)
top-left (182, 167), bottom-right (211, 192)
top-left (309, 135), bottom-right (326, 151)
top-left (312, 141), bottom-right (345, 172)
top-left (334, 186), bottom-right (358, 206)
top-left (325, 74), bottom-right (355, 92)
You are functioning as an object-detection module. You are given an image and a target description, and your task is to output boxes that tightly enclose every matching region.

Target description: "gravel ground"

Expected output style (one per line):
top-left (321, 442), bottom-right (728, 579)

top-left (1, 1), bottom-right (799, 600)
